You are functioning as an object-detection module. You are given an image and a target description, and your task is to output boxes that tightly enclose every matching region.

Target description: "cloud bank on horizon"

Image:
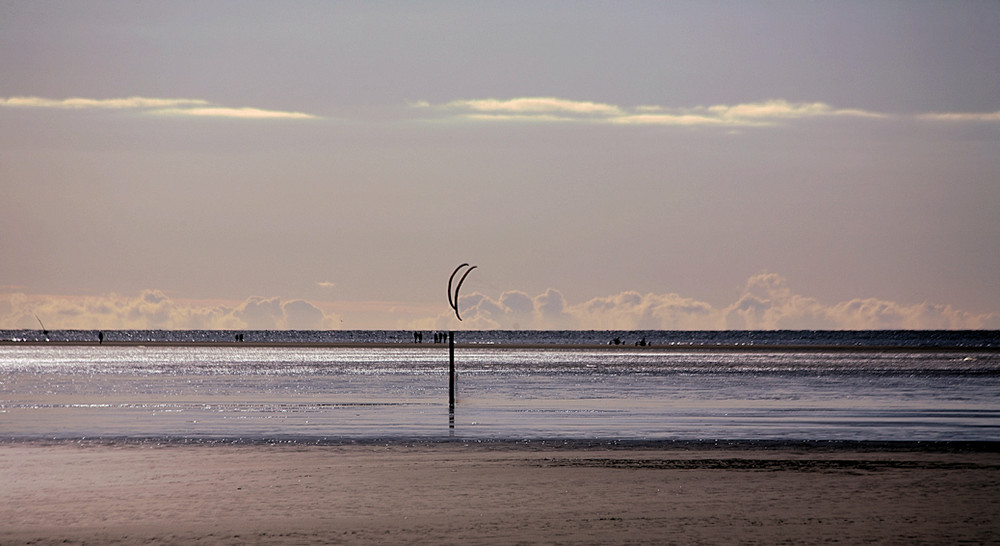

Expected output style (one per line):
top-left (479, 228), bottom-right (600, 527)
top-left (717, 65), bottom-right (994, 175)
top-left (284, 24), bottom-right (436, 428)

top-left (0, 290), bottom-right (341, 331)
top-left (2, 273), bottom-right (994, 331)
top-left (445, 273), bottom-right (997, 331)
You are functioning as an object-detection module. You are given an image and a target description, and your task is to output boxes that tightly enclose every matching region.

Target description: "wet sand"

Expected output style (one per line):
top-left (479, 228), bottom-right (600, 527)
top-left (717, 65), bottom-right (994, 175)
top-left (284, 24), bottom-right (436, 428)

top-left (2, 442), bottom-right (998, 544)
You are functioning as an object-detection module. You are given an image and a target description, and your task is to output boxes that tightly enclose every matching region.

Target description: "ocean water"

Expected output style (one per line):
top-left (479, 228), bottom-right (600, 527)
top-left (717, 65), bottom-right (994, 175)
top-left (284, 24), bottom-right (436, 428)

top-left (2, 330), bottom-right (998, 443)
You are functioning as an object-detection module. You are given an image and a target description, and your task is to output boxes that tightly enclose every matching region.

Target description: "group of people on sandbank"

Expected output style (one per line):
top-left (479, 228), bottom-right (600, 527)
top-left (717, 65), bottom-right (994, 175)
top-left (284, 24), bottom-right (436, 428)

top-left (610, 336), bottom-right (651, 347)
top-left (413, 331), bottom-right (451, 344)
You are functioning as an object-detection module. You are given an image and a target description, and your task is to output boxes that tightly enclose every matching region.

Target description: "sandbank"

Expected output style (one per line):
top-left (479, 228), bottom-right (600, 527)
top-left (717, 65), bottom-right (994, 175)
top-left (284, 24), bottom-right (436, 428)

top-left (1, 441), bottom-right (998, 544)
top-left (4, 339), bottom-right (997, 352)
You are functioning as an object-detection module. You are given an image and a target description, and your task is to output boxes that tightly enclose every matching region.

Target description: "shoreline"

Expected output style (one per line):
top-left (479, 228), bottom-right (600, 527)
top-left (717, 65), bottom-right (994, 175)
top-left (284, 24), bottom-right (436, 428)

top-left (4, 339), bottom-right (998, 352)
top-left (2, 441), bottom-right (998, 544)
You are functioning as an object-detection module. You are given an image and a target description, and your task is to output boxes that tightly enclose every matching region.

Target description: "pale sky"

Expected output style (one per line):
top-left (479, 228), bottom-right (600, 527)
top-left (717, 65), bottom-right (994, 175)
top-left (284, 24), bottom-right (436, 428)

top-left (2, 1), bottom-right (998, 330)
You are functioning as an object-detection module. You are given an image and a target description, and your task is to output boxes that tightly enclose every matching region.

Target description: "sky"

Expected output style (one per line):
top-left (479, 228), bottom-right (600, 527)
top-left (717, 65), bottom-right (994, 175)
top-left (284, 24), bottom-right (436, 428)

top-left (1, 1), bottom-right (999, 330)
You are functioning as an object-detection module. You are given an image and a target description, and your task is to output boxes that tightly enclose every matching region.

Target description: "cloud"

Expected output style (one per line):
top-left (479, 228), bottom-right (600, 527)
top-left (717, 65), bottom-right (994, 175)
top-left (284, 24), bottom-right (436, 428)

top-left (499, 290), bottom-right (535, 320)
top-left (443, 97), bottom-right (624, 117)
top-left (417, 97), bottom-right (1000, 128)
top-left (283, 300), bottom-right (328, 330)
top-left (428, 272), bottom-right (996, 330)
top-left (580, 292), bottom-right (719, 330)
top-left (916, 110), bottom-right (1000, 122)
top-left (0, 290), bottom-right (341, 330)
top-left (720, 273), bottom-right (997, 330)
top-left (536, 289), bottom-right (569, 326)
top-left (234, 296), bottom-right (330, 329)
top-left (415, 97), bottom-right (886, 127)
top-left (428, 286), bottom-right (706, 329)
top-left (0, 95), bottom-right (319, 120)
top-left (703, 100), bottom-right (885, 121)
top-left (149, 107), bottom-right (317, 120)
top-left (0, 96), bottom-right (209, 109)
top-left (605, 113), bottom-right (730, 126)
top-left (418, 288), bottom-right (573, 329)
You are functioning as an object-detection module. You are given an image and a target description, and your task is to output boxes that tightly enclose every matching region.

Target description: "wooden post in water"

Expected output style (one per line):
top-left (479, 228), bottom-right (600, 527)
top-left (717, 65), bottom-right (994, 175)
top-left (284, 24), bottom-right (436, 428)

top-left (449, 331), bottom-right (455, 407)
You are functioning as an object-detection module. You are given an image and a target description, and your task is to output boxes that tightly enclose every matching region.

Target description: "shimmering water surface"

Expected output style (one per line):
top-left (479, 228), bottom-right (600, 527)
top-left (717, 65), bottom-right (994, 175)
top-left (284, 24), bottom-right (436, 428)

top-left (2, 330), bottom-right (998, 442)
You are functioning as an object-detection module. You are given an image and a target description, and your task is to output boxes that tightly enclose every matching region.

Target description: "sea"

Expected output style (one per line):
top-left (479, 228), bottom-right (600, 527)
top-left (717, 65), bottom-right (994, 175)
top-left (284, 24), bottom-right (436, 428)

top-left (2, 330), bottom-right (999, 445)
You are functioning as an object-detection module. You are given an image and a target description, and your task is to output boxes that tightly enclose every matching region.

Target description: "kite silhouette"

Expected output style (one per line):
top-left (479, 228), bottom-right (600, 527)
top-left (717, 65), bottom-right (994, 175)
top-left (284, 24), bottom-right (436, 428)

top-left (447, 263), bottom-right (477, 321)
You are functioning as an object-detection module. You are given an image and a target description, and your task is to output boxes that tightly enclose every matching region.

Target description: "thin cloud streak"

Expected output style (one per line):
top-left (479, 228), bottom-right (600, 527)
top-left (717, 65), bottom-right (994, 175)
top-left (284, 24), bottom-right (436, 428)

top-left (416, 97), bottom-right (1000, 127)
top-left (0, 96), bottom-right (209, 109)
top-left (917, 110), bottom-right (1000, 122)
top-left (417, 98), bottom-right (887, 127)
top-left (1, 95), bottom-right (319, 120)
top-left (150, 107), bottom-right (317, 120)
top-left (446, 97), bottom-right (625, 116)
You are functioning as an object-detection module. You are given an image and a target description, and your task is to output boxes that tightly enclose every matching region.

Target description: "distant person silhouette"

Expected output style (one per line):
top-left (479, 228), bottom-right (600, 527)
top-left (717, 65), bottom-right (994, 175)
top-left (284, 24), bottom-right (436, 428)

top-left (98, 331), bottom-right (104, 344)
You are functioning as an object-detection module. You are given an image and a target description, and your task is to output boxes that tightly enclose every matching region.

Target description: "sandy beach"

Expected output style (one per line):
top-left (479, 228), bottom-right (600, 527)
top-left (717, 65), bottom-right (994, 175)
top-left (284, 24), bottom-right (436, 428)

top-left (1, 441), bottom-right (998, 544)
